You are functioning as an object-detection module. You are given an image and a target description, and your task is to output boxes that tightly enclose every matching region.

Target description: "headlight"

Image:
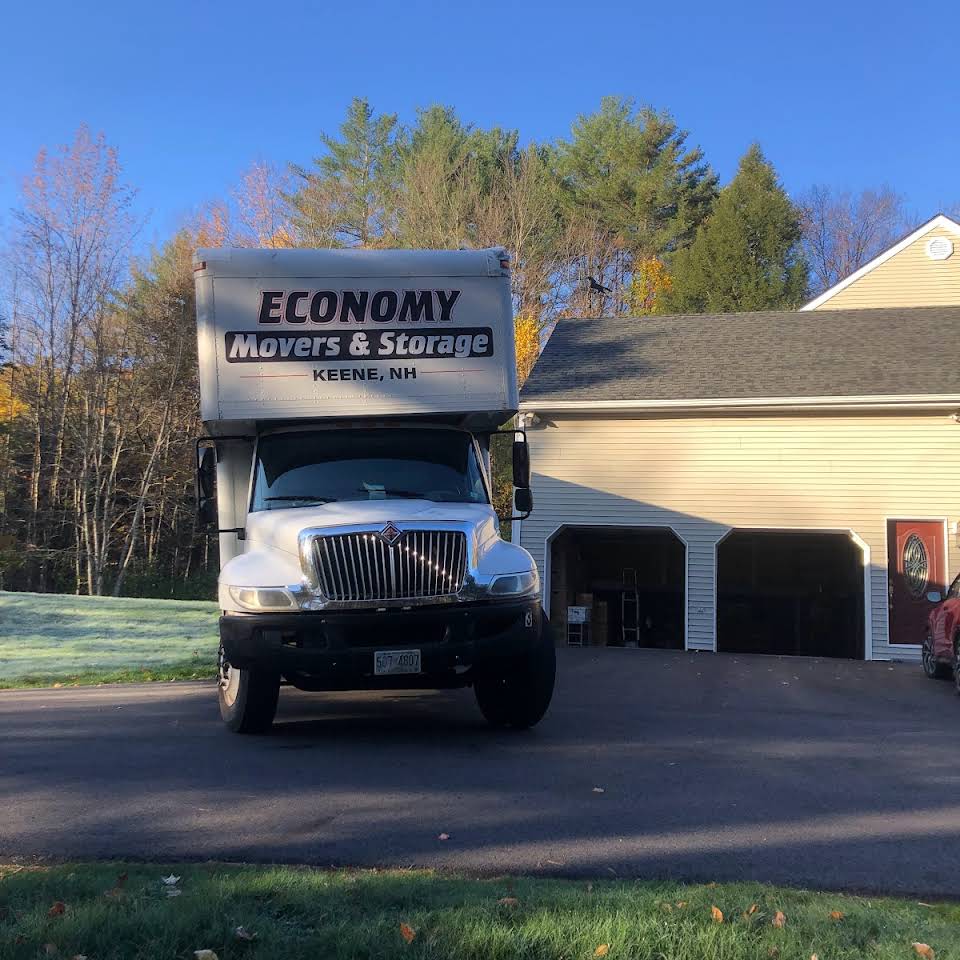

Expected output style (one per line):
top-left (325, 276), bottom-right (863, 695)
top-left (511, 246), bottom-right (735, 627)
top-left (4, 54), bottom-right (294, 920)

top-left (227, 586), bottom-right (295, 611)
top-left (488, 570), bottom-right (539, 597)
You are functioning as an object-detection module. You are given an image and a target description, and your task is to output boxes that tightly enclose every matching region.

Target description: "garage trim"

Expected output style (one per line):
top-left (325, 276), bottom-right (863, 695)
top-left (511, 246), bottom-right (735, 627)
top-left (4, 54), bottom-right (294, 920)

top-left (541, 522), bottom-right (691, 651)
top-left (712, 526), bottom-right (872, 661)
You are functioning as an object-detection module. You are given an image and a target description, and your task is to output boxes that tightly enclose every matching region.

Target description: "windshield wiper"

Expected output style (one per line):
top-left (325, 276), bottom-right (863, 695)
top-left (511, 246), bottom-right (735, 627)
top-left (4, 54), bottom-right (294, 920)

top-left (264, 495), bottom-right (335, 504)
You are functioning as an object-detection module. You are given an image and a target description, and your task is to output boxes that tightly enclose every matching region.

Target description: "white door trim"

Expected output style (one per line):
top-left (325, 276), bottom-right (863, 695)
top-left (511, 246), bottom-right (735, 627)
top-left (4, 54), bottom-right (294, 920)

top-left (883, 517), bottom-right (949, 650)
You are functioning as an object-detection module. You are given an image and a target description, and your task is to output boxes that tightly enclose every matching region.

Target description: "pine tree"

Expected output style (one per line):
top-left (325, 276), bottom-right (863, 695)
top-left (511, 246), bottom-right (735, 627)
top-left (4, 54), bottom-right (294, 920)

top-left (662, 144), bottom-right (808, 313)
top-left (555, 97), bottom-right (717, 260)
top-left (288, 98), bottom-right (401, 247)
top-left (396, 105), bottom-right (520, 250)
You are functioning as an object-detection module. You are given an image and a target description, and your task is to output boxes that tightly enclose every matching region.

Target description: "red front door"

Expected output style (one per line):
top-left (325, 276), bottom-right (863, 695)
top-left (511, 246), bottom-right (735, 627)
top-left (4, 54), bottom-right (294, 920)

top-left (887, 520), bottom-right (945, 646)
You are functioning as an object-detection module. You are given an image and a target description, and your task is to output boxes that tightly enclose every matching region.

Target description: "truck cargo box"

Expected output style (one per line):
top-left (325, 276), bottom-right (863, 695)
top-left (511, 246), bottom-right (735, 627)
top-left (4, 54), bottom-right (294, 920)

top-left (194, 247), bottom-right (518, 427)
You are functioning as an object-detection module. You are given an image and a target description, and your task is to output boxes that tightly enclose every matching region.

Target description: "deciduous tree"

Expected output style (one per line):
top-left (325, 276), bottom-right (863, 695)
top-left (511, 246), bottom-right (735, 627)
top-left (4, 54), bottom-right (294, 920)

top-left (233, 161), bottom-right (297, 248)
top-left (628, 257), bottom-right (672, 315)
top-left (798, 185), bottom-right (909, 294)
top-left (7, 126), bottom-right (138, 589)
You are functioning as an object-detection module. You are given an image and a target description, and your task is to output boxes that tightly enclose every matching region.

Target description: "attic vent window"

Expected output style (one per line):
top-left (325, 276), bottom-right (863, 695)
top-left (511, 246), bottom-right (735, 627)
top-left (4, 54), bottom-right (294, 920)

top-left (925, 237), bottom-right (954, 261)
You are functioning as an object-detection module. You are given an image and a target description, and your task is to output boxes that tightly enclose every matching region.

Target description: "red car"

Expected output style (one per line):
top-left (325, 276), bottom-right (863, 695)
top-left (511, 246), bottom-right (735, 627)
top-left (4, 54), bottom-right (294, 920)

top-left (923, 573), bottom-right (960, 690)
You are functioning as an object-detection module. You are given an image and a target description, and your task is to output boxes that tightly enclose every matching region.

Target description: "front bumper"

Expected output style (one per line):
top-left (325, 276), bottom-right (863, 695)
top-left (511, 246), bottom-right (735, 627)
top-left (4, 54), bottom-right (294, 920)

top-left (219, 599), bottom-right (541, 689)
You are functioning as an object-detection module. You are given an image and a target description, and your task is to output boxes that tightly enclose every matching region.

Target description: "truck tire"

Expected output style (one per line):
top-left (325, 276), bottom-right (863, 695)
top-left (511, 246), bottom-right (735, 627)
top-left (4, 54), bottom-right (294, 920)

top-left (217, 645), bottom-right (280, 734)
top-left (474, 634), bottom-right (556, 729)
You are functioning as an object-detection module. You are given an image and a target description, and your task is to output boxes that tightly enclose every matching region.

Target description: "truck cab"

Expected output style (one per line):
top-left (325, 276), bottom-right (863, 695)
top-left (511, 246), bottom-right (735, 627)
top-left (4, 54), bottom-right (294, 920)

top-left (194, 248), bottom-right (554, 733)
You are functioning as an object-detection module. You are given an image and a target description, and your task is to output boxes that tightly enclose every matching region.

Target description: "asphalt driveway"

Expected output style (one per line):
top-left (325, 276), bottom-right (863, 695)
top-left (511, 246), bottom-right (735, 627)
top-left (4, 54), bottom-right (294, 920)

top-left (2, 648), bottom-right (959, 895)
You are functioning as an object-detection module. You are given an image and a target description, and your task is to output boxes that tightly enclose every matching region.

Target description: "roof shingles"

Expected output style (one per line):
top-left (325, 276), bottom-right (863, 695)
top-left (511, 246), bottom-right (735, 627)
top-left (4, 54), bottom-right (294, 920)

top-left (520, 307), bottom-right (960, 404)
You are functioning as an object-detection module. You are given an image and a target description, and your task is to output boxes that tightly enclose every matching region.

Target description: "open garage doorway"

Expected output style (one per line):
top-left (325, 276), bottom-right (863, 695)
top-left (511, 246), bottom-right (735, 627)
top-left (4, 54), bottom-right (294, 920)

top-left (716, 530), bottom-right (864, 658)
top-left (549, 527), bottom-right (685, 649)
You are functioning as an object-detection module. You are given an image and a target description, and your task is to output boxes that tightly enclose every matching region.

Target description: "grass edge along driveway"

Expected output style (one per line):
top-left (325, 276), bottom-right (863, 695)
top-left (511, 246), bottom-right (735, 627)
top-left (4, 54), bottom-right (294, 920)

top-left (1, 862), bottom-right (958, 960)
top-left (0, 591), bottom-right (218, 688)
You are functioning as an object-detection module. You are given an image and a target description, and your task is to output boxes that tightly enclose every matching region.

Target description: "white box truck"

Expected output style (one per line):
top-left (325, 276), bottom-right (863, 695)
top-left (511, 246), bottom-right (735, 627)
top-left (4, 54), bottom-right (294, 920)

top-left (194, 247), bottom-right (554, 733)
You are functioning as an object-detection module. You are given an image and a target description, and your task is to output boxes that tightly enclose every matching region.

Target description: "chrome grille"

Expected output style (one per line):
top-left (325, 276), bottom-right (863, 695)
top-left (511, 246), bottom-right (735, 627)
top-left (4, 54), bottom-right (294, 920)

top-left (311, 530), bottom-right (467, 602)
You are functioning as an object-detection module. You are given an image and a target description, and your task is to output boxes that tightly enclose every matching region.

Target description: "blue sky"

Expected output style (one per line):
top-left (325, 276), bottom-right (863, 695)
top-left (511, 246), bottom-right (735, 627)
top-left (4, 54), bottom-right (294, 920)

top-left (3, 0), bottom-right (958, 249)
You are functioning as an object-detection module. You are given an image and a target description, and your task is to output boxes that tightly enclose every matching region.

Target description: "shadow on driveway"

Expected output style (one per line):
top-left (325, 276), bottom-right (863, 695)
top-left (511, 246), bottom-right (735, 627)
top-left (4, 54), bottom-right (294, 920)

top-left (2, 648), bottom-right (959, 895)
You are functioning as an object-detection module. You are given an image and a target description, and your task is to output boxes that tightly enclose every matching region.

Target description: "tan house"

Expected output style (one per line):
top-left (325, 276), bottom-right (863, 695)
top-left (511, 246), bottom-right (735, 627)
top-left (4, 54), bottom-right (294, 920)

top-left (803, 212), bottom-right (960, 310)
top-left (518, 303), bottom-right (960, 663)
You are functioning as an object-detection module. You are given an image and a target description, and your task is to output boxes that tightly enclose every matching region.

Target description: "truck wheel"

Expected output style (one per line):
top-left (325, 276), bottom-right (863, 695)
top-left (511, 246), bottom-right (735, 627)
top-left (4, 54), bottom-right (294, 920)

top-left (474, 635), bottom-right (556, 729)
top-left (217, 644), bottom-right (280, 734)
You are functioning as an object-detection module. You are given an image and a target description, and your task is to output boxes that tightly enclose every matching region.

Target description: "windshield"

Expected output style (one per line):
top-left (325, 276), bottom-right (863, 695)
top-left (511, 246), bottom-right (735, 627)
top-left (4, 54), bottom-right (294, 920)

top-left (251, 429), bottom-right (489, 511)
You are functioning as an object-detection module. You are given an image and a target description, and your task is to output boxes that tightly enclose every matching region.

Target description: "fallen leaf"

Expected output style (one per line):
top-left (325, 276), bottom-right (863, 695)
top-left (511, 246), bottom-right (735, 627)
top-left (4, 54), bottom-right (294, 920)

top-left (161, 874), bottom-right (181, 886)
top-left (746, 903), bottom-right (759, 915)
top-left (707, 882), bottom-right (717, 888)
top-left (47, 902), bottom-right (66, 917)
top-left (592, 787), bottom-right (605, 794)
top-left (594, 946), bottom-right (609, 958)
top-left (234, 926), bottom-right (258, 942)
top-left (772, 910), bottom-right (786, 928)
top-left (912, 945), bottom-right (935, 960)
top-left (810, 955), bottom-right (818, 960)
top-left (193, 952), bottom-right (219, 960)
top-left (676, 901), bottom-right (687, 909)
top-left (767, 949), bottom-right (780, 959)
top-left (830, 910), bottom-right (844, 921)
top-left (497, 897), bottom-right (519, 907)
top-left (711, 905), bottom-right (724, 923)
top-left (104, 873), bottom-right (127, 899)
top-left (660, 901), bottom-right (673, 912)
top-left (400, 922), bottom-right (416, 944)
top-left (52, 683), bottom-right (62, 689)
top-left (438, 833), bottom-right (450, 841)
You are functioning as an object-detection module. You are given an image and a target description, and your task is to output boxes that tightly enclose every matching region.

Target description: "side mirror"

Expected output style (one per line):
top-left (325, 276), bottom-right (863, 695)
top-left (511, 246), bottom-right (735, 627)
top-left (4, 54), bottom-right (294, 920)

top-left (196, 445), bottom-right (217, 527)
top-left (514, 487), bottom-right (533, 517)
top-left (927, 591), bottom-right (942, 603)
top-left (512, 434), bottom-right (531, 489)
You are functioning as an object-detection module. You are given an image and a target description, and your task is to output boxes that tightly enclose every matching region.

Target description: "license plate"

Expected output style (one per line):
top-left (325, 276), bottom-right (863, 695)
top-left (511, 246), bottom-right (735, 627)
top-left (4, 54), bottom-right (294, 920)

top-left (374, 649), bottom-right (421, 676)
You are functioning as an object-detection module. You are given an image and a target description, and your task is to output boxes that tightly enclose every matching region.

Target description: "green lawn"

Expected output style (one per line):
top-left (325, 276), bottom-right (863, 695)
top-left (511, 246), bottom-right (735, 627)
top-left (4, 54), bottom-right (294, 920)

top-left (0, 591), bottom-right (218, 688)
top-left (0, 863), bottom-right (957, 960)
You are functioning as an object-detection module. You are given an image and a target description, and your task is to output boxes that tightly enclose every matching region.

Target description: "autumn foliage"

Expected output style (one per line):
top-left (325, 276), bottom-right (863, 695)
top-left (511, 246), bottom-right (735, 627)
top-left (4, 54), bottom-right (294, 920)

top-left (514, 315), bottom-right (541, 387)
top-left (628, 257), bottom-right (672, 315)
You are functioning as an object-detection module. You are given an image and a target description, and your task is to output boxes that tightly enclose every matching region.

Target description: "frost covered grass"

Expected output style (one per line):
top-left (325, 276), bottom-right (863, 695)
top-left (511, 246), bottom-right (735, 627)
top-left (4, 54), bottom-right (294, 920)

top-left (0, 591), bottom-right (218, 687)
top-left (1, 862), bottom-right (958, 960)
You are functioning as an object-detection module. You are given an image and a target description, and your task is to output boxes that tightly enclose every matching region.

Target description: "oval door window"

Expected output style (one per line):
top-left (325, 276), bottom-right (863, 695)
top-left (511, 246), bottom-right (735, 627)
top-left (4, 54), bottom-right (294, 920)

top-left (903, 534), bottom-right (929, 598)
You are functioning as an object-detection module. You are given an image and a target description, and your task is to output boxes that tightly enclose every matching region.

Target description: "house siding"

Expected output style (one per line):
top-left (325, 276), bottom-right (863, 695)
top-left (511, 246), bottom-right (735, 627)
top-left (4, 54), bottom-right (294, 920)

top-left (815, 226), bottom-right (960, 309)
top-left (519, 410), bottom-right (960, 660)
